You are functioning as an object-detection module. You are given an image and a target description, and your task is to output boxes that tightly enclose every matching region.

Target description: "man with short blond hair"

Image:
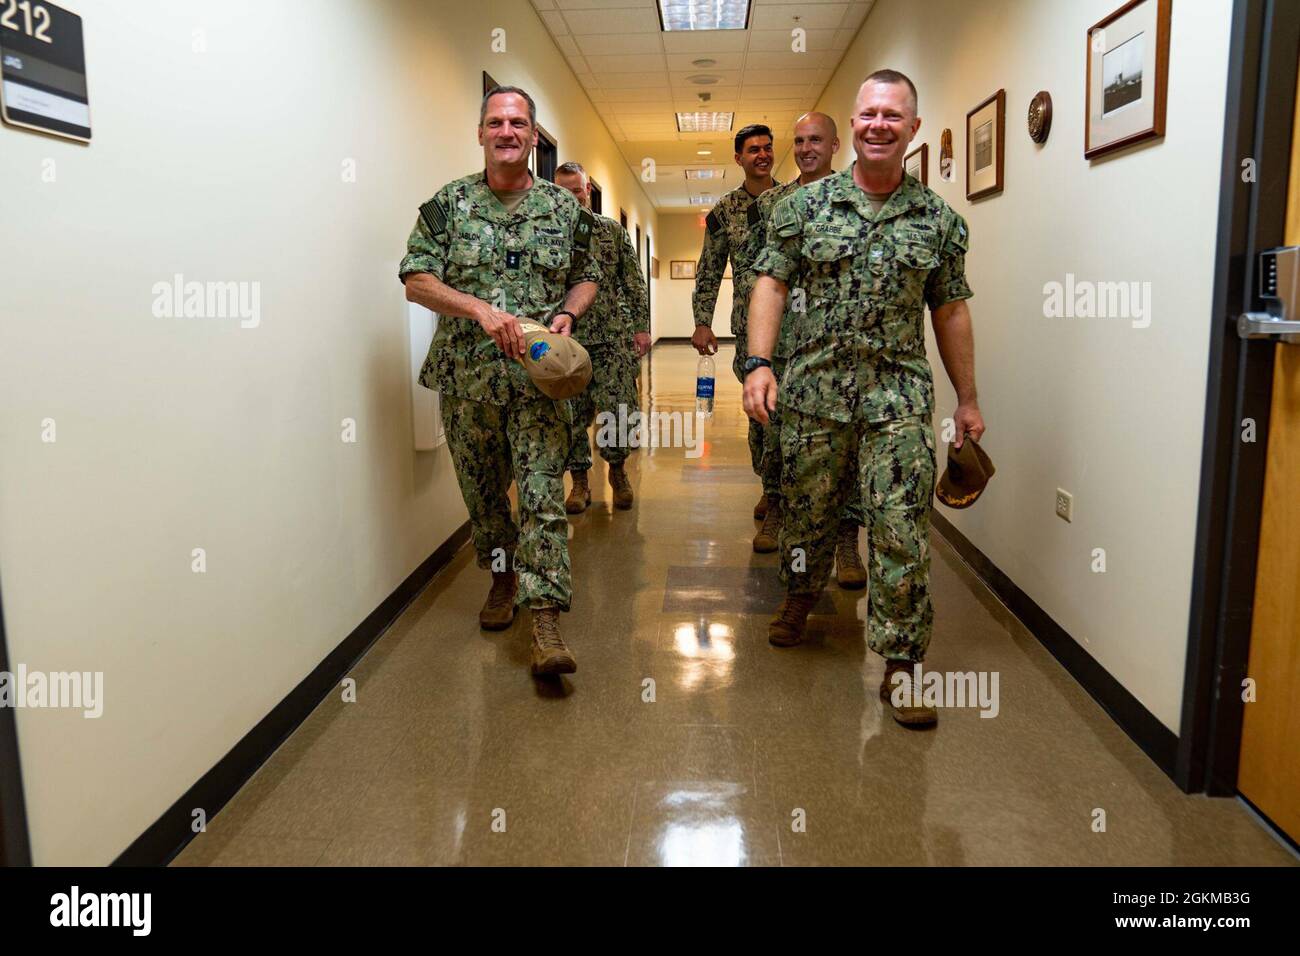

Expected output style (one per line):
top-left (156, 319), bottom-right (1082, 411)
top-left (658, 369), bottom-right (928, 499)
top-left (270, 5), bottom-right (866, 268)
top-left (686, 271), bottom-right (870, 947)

top-left (744, 70), bottom-right (987, 725)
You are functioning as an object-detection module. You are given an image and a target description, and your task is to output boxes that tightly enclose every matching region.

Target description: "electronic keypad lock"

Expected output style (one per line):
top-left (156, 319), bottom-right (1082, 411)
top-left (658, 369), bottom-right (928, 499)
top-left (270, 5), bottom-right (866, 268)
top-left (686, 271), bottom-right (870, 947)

top-left (1238, 246), bottom-right (1300, 343)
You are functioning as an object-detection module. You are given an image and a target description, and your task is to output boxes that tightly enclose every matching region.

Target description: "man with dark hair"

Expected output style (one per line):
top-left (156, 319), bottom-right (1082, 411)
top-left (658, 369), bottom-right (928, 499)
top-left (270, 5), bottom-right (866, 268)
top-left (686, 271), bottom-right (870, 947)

top-left (690, 122), bottom-right (780, 530)
top-left (744, 70), bottom-right (986, 725)
top-left (553, 161), bottom-right (650, 512)
top-left (400, 87), bottom-right (598, 677)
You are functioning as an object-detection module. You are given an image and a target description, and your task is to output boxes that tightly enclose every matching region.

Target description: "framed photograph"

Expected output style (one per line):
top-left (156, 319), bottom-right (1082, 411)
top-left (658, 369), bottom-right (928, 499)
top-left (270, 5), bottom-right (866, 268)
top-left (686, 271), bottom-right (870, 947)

top-left (670, 260), bottom-right (696, 280)
top-left (1085, 0), bottom-right (1170, 159)
top-left (966, 89), bottom-right (1005, 201)
top-left (904, 143), bottom-right (928, 185)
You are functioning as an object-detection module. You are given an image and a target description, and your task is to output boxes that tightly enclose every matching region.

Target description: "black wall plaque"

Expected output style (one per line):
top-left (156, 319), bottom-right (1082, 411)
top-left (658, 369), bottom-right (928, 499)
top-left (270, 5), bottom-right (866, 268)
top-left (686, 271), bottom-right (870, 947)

top-left (0, 1), bottom-right (90, 142)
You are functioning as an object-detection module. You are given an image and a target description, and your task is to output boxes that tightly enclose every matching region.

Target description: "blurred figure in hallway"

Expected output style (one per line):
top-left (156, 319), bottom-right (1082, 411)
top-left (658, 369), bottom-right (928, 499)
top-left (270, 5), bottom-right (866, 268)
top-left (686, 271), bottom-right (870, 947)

top-left (554, 161), bottom-right (651, 514)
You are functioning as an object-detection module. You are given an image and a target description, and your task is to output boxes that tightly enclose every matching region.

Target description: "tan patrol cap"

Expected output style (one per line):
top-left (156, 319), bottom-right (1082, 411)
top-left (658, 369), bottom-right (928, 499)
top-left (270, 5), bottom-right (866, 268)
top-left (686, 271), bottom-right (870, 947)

top-left (517, 321), bottom-right (592, 400)
top-left (936, 439), bottom-right (996, 509)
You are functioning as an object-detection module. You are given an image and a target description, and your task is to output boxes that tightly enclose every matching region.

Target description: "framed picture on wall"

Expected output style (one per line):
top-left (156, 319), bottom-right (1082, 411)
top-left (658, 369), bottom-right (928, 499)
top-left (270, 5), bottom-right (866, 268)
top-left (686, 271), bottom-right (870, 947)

top-left (966, 89), bottom-right (1005, 201)
top-left (670, 260), bottom-right (696, 280)
top-left (904, 143), bottom-right (928, 185)
top-left (1085, 0), bottom-right (1171, 159)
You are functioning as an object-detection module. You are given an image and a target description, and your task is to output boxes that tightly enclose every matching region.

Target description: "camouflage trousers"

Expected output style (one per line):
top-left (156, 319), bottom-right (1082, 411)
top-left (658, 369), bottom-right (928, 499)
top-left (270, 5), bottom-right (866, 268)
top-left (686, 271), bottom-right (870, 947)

top-left (779, 407), bottom-right (936, 661)
top-left (731, 335), bottom-right (765, 482)
top-left (565, 342), bottom-right (639, 471)
top-left (442, 395), bottom-right (571, 611)
top-left (762, 358), bottom-right (865, 523)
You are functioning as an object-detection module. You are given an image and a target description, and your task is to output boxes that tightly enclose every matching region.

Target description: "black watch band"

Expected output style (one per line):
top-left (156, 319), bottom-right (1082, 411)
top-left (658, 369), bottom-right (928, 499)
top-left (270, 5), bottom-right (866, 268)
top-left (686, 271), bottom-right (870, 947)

top-left (552, 309), bottom-right (576, 324)
top-left (743, 356), bottom-right (773, 375)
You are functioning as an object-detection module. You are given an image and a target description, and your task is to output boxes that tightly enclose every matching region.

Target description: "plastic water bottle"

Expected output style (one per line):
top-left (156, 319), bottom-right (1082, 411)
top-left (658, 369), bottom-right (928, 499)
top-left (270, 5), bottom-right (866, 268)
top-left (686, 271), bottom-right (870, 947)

top-left (696, 354), bottom-right (715, 418)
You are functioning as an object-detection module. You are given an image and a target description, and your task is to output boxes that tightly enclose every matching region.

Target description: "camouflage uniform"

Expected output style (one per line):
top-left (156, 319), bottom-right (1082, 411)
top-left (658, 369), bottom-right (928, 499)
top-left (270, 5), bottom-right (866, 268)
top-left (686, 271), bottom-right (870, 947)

top-left (565, 214), bottom-right (649, 471)
top-left (399, 171), bottom-right (598, 611)
top-left (693, 180), bottom-right (780, 477)
top-left (752, 170), bottom-right (972, 661)
top-left (750, 179), bottom-right (863, 522)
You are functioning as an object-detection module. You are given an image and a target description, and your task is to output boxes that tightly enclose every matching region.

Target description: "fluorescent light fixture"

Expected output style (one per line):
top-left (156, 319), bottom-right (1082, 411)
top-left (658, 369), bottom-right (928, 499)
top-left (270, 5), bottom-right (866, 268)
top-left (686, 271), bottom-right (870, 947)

top-left (676, 112), bottom-right (734, 132)
top-left (658, 1), bottom-right (751, 31)
top-left (689, 194), bottom-right (714, 205)
top-left (685, 168), bottom-right (723, 180)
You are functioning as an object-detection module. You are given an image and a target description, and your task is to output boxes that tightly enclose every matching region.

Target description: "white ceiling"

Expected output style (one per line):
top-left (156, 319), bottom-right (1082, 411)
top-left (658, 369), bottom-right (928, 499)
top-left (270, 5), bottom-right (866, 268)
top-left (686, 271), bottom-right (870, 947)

top-left (529, 0), bottom-right (874, 211)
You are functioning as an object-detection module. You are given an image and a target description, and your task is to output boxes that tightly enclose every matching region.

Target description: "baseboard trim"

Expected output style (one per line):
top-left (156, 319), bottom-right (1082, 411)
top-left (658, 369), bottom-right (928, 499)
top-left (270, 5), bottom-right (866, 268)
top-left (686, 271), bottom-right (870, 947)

top-left (930, 511), bottom-right (1179, 779)
top-left (112, 521), bottom-right (472, 867)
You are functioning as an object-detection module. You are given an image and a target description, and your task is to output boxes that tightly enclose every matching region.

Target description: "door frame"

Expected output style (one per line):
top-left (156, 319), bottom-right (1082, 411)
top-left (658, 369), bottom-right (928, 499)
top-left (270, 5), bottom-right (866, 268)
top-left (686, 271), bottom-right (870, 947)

top-left (0, 570), bottom-right (32, 866)
top-left (1178, 0), bottom-right (1300, 795)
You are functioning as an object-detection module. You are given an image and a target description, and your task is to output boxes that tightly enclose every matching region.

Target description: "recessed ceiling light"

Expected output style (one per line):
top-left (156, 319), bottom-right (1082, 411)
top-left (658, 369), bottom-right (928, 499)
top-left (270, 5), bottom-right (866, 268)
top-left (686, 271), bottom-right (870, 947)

top-left (689, 194), bottom-right (714, 206)
top-left (685, 168), bottom-right (723, 180)
top-left (658, 0), bottom-right (751, 31)
top-left (676, 112), bottom-right (734, 133)
top-left (687, 74), bottom-right (720, 86)
top-left (692, 58), bottom-right (717, 68)
top-left (697, 149), bottom-right (712, 156)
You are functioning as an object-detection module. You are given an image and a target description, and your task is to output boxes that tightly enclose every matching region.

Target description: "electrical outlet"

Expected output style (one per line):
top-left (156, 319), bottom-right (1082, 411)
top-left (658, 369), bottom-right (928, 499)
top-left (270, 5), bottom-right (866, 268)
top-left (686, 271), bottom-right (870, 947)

top-left (1055, 488), bottom-right (1073, 522)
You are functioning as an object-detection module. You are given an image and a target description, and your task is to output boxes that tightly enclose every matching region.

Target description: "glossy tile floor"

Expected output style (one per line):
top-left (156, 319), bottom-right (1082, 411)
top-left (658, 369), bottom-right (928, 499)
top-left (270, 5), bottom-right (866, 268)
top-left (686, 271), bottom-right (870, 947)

top-left (175, 344), bottom-right (1297, 867)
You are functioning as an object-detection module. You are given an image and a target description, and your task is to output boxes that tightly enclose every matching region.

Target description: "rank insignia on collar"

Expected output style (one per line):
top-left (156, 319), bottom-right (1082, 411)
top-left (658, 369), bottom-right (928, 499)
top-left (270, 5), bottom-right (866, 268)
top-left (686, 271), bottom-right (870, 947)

top-left (506, 250), bottom-right (521, 269)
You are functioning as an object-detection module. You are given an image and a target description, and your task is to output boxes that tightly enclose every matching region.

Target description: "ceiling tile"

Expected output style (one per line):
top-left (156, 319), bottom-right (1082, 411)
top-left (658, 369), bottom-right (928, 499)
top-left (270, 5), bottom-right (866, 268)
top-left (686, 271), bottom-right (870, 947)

top-left (594, 71), bottom-right (672, 89)
top-left (583, 52), bottom-right (669, 72)
top-left (565, 7), bottom-right (663, 33)
top-left (661, 31), bottom-right (750, 54)
top-left (747, 28), bottom-right (839, 51)
top-left (539, 10), bottom-right (570, 34)
top-left (574, 33), bottom-right (664, 55)
top-left (750, 3), bottom-right (850, 31)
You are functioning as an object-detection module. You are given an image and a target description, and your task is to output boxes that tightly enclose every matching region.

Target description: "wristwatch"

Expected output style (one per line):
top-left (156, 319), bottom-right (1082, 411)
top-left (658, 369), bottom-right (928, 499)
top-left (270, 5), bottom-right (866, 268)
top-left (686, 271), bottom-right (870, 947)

top-left (743, 356), bottom-right (773, 376)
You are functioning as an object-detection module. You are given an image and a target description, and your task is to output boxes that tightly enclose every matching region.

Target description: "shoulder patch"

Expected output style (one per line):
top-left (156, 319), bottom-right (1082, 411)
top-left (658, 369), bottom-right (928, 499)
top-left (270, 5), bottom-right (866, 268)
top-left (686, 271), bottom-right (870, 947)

top-left (419, 197), bottom-right (448, 237)
top-left (705, 210), bottom-right (722, 235)
top-left (574, 207), bottom-right (595, 249)
top-left (771, 196), bottom-right (801, 238)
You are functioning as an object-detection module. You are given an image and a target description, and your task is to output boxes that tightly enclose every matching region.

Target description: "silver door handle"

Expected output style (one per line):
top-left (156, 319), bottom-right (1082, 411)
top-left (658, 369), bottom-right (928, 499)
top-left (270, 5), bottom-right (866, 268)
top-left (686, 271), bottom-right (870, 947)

top-left (1238, 311), bottom-right (1300, 342)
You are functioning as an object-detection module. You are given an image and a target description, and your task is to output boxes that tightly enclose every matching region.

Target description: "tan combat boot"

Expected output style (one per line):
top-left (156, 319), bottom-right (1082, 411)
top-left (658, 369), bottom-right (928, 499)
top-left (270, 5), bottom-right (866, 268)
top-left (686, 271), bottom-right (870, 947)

top-left (752, 497), bottom-right (782, 553)
top-left (530, 607), bottom-right (577, 676)
top-left (609, 462), bottom-right (634, 510)
top-left (753, 491), bottom-right (771, 520)
top-left (880, 660), bottom-right (938, 727)
top-left (768, 592), bottom-right (817, 647)
top-left (565, 470), bottom-right (591, 514)
top-left (479, 571), bottom-right (517, 631)
top-left (835, 521), bottom-right (867, 590)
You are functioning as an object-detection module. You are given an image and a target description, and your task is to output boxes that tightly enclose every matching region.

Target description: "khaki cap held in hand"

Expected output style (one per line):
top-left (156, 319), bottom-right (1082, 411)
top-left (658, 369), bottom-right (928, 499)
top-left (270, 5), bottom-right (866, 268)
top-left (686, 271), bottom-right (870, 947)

top-left (517, 321), bottom-right (592, 400)
top-left (936, 439), bottom-right (995, 509)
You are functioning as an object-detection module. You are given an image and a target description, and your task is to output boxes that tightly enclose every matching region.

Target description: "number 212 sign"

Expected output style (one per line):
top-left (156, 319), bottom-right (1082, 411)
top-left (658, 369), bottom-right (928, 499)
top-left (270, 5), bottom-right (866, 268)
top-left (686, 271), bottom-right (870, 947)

top-left (0, 1), bottom-right (91, 142)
